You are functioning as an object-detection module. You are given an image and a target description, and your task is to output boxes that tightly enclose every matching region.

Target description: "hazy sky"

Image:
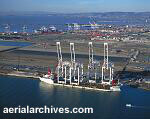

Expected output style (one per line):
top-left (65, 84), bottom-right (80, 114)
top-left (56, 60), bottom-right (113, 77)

top-left (0, 0), bottom-right (150, 13)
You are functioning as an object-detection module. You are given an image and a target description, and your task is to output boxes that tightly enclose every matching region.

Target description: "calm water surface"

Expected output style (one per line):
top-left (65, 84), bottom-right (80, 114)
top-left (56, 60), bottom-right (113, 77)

top-left (0, 76), bottom-right (150, 119)
top-left (0, 41), bottom-right (32, 47)
top-left (0, 15), bottom-right (147, 33)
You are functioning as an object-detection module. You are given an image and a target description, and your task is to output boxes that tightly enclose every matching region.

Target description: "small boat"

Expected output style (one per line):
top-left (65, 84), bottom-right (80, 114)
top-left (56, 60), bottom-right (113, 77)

top-left (126, 104), bottom-right (132, 107)
top-left (39, 68), bottom-right (54, 85)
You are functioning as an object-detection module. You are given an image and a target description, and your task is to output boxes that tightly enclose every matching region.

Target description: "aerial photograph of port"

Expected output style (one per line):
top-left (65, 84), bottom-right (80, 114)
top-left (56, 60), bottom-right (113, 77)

top-left (0, 0), bottom-right (150, 119)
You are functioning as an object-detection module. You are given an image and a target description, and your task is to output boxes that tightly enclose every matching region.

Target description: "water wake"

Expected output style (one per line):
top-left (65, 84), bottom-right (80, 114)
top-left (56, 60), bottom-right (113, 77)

top-left (126, 104), bottom-right (150, 109)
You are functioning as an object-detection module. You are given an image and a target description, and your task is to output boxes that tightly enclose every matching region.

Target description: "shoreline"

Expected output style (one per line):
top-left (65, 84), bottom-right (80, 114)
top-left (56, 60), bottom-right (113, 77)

top-left (0, 71), bottom-right (118, 92)
top-left (0, 71), bottom-right (40, 79)
top-left (1, 70), bottom-right (150, 92)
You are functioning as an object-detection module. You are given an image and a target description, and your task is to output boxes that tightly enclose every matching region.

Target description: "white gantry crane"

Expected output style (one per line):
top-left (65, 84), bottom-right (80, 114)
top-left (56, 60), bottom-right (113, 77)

top-left (56, 42), bottom-right (83, 85)
top-left (70, 43), bottom-right (83, 85)
top-left (88, 42), bottom-right (100, 83)
top-left (101, 43), bottom-right (114, 85)
top-left (56, 42), bottom-right (72, 84)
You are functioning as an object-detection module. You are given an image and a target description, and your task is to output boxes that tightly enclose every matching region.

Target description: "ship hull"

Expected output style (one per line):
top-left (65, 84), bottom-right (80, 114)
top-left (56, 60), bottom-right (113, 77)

top-left (110, 86), bottom-right (121, 91)
top-left (40, 77), bottom-right (54, 84)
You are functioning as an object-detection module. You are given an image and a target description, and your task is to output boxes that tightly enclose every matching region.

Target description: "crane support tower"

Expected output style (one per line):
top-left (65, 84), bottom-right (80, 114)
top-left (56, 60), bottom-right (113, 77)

top-left (104, 43), bottom-right (109, 69)
top-left (56, 42), bottom-right (63, 83)
top-left (101, 43), bottom-right (114, 85)
top-left (56, 42), bottom-right (62, 66)
top-left (88, 42), bottom-right (94, 69)
top-left (70, 43), bottom-right (75, 67)
top-left (88, 42), bottom-right (100, 83)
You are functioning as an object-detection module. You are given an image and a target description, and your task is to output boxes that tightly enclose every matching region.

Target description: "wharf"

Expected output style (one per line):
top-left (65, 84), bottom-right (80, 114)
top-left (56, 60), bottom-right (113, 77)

top-left (0, 70), bottom-right (119, 92)
top-left (7, 71), bottom-right (39, 79)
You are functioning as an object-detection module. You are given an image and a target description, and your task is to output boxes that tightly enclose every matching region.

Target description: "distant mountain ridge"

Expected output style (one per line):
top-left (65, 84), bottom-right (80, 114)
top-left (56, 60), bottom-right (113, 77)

top-left (0, 11), bottom-right (150, 16)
